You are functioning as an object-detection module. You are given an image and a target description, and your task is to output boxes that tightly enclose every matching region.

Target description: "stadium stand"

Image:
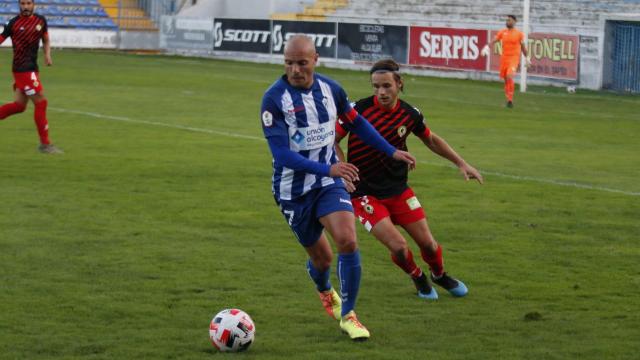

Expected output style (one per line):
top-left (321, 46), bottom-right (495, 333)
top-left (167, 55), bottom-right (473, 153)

top-left (99, 0), bottom-right (157, 30)
top-left (328, 0), bottom-right (640, 32)
top-left (0, 0), bottom-right (161, 30)
top-left (271, 0), bottom-right (349, 21)
top-left (325, 0), bottom-right (640, 90)
top-left (0, 0), bottom-right (116, 29)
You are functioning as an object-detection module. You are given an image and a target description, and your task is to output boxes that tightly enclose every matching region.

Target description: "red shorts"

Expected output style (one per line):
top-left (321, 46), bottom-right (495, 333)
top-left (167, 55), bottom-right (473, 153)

top-left (13, 71), bottom-right (44, 96)
top-left (352, 187), bottom-right (426, 232)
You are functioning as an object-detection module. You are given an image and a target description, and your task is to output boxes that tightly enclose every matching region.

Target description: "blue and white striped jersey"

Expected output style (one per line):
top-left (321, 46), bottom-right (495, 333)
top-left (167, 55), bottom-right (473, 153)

top-left (261, 73), bottom-right (358, 201)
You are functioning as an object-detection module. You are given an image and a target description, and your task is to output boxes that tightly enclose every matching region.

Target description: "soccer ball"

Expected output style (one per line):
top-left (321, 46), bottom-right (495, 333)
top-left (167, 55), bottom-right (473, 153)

top-left (209, 309), bottom-right (255, 352)
top-left (566, 85), bottom-right (576, 94)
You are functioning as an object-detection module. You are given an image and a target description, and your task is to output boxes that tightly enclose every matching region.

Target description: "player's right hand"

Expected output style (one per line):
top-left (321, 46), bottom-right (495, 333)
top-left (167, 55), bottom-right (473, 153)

top-left (330, 162), bottom-right (359, 183)
top-left (392, 150), bottom-right (416, 170)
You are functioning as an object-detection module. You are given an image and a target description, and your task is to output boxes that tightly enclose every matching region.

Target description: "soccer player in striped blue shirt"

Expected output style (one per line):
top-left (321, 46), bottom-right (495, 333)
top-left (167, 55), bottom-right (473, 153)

top-left (261, 35), bottom-right (416, 341)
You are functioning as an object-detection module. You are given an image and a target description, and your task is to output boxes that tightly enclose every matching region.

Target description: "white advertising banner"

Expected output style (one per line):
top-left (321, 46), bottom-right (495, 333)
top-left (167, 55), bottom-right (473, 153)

top-left (0, 29), bottom-right (117, 49)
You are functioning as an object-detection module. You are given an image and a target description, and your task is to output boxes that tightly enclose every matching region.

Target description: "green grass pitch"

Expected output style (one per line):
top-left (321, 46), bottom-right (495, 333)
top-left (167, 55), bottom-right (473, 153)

top-left (0, 49), bottom-right (638, 359)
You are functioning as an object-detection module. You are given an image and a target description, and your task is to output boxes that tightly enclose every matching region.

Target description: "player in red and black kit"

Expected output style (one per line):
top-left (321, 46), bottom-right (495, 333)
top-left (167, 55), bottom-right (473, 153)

top-left (0, 0), bottom-right (61, 153)
top-left (335, 59), bottom-right (483, 299)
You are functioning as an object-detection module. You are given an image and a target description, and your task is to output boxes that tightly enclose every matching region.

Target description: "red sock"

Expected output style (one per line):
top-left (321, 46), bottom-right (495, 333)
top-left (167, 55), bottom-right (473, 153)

top-left (421, 245), bottom-right (444, 277)
top-left (0, 101), bottom-right (26, 120)
top-left (505, 78), bottom-right (515, 102)
top-left (391, 249), bottom-right (423, 278)
top-left (34, 99), bottom-right (50, 145)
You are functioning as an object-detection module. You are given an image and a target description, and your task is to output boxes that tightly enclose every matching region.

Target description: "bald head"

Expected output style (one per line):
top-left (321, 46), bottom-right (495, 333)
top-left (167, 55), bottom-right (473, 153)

top-left (284, 35), bottom-right (317, 56)
top-left (284, 35), bottom-right (319, 89)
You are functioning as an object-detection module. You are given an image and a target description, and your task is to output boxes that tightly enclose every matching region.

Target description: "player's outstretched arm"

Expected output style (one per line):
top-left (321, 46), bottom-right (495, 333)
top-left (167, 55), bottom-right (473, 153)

top-left (419, 131), bottom-right (483, 184)
top-left (482, 39), bottom-right (499, 57)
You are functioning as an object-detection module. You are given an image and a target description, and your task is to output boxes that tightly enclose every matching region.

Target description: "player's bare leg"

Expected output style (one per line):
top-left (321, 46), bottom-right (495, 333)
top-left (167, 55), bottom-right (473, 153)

top-left (319, 211), bottom-right (369, 340)
top-left (402, 220), bottom-right (468, 297)
top-left (305, 234), bottom-right (341, 320)
top-left (370, 217), bottom-right (437, 299)
top-left (29, 92), bottom-right (62, 154)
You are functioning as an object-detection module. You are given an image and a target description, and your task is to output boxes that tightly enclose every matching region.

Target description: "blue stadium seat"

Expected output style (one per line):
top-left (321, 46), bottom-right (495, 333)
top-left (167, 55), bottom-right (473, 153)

top-left (0, 0), bottom-right (123, 30)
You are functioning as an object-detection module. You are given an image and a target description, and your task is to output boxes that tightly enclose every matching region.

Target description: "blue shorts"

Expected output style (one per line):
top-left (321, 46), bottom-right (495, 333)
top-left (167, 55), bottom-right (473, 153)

top-left (275, 184), bottom-right (354, 247)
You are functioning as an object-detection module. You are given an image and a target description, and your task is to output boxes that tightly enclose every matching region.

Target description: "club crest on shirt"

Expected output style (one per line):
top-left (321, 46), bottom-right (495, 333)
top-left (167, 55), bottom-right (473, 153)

top-left (262, 110), bottom-right (273, 127)
top-left (36, 24), bottom-right (42, 31)
top-left (397, 125), bottom-right (407, 137)
top-left (364, 204), bottom-right (374, 214)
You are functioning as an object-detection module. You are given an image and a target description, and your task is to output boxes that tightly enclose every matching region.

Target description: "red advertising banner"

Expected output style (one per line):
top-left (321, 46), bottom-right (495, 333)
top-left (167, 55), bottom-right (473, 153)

top-left (489, 31), bottom-right (579, 80)
top-left (409, 26), bottom-right (488, 70)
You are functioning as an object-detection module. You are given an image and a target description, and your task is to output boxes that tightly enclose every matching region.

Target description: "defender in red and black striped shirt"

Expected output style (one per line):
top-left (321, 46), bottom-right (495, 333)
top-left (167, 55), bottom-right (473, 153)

top-left (335, 59), bottom-right (483, 300)
top-left (0, 0), bottom-right (61, 153)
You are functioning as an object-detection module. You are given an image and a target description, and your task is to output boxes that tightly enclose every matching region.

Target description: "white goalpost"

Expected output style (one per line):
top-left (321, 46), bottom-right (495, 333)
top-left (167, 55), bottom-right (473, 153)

top-left (520, 0), bottom-right (530, 92)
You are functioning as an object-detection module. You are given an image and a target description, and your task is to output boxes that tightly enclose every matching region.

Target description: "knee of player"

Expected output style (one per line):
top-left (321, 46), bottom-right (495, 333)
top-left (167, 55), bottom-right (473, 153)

top-left (33, 98), bottom-right (48, 107)
top-left (391, 242), bottom-right (409, 259)
top-left (335, 234), bottom-right (358, 253)
top-left (337, 226), bottom-right (357, 241)
top-left (419, 240), bottom-right (439, 254)
top-left (15, 102), bottom-right (27, 113)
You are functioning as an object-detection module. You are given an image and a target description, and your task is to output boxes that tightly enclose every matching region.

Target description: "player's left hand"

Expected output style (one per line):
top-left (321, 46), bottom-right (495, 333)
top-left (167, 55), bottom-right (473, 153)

top-left (45, 55), bottom-right (53, 66)
top-left (392, 150), bottom-right (416, 170)
top-left (458, 163), bottom-right (484, 184)
top-left (525, 57), bottom-right (532, 68)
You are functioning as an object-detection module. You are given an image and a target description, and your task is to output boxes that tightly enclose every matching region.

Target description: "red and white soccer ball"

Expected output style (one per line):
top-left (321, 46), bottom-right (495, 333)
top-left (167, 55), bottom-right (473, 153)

top-left (209, 309), bottom-right (255, 352)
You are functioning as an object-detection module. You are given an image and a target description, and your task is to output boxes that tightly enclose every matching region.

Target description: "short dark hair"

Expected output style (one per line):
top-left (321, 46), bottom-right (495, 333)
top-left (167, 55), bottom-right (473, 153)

top-left (508, 14), bottom-right (517, 21)
top-left (370, 59), bottom-right (404, 91)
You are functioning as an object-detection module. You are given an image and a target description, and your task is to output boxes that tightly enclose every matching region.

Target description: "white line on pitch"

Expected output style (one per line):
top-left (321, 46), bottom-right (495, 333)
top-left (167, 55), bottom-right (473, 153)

top-left (417, 160), bottom-right (640, 196)
top-left (49, 106), bottom-right (640, 197)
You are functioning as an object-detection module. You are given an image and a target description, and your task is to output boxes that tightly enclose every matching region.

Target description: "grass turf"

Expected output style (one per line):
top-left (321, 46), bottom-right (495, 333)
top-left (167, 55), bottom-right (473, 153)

top-left (0, 49), bottom-right (639, 359)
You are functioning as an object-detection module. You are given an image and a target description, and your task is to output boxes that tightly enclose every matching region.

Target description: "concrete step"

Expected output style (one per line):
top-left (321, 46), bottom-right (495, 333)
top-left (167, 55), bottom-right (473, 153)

top-left (98, 0), bottom-right (157, 30)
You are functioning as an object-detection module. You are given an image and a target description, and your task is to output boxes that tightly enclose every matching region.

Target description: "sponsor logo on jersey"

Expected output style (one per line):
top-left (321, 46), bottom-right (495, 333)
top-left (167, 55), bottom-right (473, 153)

top-left (288, 121), bottom-right (335, 151)
top-left (291, 130), bottom-right (304, 144)
top-left (214, 22), bottom-right (270, 47)
top-left (272, 24), bottom-right (336, 52)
